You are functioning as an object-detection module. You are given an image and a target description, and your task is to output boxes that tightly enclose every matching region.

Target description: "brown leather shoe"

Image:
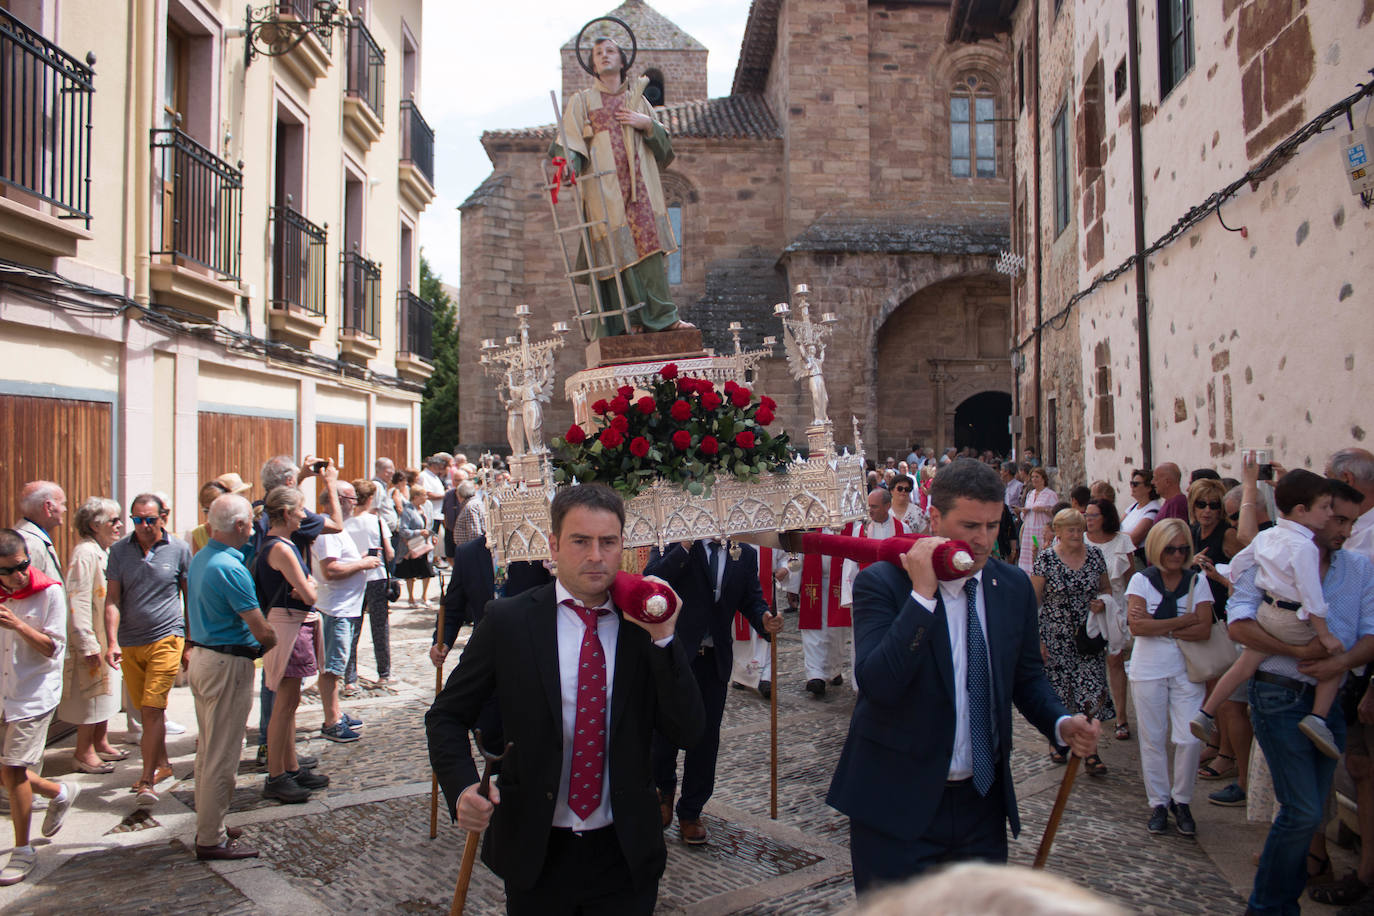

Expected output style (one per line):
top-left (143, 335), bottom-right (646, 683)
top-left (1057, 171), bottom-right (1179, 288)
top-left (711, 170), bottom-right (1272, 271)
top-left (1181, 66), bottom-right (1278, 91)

top-left (196, 837), bottom-right (260, 860)
top-left (658, 789), bottom-right (674, 830)
top-left (679, 817), bottom-right (708, 845)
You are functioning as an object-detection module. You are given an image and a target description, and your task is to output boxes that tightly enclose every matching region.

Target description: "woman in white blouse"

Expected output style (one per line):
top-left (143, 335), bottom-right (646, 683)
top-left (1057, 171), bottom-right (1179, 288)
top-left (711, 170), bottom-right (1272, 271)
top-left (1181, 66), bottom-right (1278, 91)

top-left (1086, 498), bottom-right (1138, 741)
top-left (1126, 518), bottom-right (1215, 838)
top-left (1122, 467), bottom-right (1162, 550)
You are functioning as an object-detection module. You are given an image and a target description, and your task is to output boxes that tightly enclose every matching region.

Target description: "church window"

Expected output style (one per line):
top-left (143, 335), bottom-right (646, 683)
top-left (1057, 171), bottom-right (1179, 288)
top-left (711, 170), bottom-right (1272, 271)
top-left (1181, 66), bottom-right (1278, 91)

top-left (950, 74), bottom-right (996, 178)
top-left (644, 68), bottom-right (665, 107)
top-left (666, 205), bottom-right (682, 284)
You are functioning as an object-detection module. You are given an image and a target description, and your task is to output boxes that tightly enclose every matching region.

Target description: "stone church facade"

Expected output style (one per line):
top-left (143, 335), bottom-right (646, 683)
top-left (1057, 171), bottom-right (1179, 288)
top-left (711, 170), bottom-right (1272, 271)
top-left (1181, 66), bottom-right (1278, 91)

top-left (458, 0), bottom-right (1015, 461)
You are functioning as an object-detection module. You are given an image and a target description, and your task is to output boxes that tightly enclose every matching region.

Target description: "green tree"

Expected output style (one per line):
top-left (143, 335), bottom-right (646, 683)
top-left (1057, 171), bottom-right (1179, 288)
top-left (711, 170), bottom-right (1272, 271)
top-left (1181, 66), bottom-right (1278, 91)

top-left (420, 254), bottom-right (459, 458)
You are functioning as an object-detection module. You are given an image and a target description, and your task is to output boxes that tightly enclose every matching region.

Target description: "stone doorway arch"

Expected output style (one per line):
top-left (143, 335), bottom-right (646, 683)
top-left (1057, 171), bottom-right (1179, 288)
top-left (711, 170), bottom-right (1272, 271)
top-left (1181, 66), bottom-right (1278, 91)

top-left (953, 391), bottom-right (1012, 454)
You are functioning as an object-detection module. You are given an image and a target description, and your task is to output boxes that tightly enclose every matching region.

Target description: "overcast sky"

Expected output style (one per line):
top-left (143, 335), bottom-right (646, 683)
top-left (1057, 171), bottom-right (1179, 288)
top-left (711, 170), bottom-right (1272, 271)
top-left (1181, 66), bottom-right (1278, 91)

top-left (417, 0), bottom-right (748, 289)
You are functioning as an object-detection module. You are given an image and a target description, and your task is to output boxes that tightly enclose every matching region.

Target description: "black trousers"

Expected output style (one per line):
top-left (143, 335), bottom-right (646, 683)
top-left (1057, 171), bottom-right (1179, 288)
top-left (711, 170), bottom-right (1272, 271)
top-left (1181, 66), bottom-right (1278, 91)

top-left (651, 646), bottom-right (728, 819)
top-left (504, 825), bottom-right (657, 916)
top-left (850, 776), bottom-right (1008, 895)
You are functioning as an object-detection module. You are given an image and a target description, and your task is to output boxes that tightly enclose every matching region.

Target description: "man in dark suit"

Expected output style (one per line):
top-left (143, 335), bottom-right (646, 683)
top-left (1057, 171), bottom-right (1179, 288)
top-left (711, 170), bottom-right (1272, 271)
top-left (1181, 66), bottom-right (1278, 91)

top-left (826, 458), bottom-right (1100, 891)
top-left (430, 535), bottom-right (554, 755)
top-left (644, 540), bottom-right (782, 844)
top-left (426, 484), bottom-right (704, 914)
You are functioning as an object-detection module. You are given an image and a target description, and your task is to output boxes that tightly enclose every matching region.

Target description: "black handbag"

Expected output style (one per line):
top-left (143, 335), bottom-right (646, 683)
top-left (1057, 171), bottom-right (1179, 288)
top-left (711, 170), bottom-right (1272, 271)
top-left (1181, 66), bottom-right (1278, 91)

top-left (1074, 613), bottom-right (1108, 656)
top-left (377, 516), bottom-right (402, 603)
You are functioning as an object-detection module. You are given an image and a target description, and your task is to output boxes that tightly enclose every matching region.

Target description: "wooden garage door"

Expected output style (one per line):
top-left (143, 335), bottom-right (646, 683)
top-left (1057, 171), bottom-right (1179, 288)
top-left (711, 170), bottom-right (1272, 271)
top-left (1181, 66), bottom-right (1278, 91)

top-left (198, 411), bottom-right (295, 503)
top-left (376, 426), bottom-right (407, 471)
top-left (316, 421), bottom-right (366, 478)
top-left (0, 394), bottom-right (113, 565)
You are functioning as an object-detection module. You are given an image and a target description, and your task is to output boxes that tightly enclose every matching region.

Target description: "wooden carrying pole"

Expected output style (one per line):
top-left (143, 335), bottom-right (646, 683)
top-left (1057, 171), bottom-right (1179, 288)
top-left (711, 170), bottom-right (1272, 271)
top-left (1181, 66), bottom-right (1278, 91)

top-left (769, 633), bottom-right (778, 820)
top-left (430, 602), bottom-right (446, 840)
top-left (451, 732), bottom-right (511, 916)
top-left (1032, 753), bottom-right (1080, 868)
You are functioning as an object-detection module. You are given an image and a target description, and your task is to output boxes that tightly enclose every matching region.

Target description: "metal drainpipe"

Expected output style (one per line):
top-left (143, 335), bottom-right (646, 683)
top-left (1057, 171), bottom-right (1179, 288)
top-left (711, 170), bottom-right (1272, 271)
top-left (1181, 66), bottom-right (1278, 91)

top-left (1126, 0), bottom-right (1153, 466)
top-left (1030, 0), bottom-right (1043, 455)
top-left (1007, 32), bottom-right (1021, 458)
top-left (132, 0), bottom-right (153, 307)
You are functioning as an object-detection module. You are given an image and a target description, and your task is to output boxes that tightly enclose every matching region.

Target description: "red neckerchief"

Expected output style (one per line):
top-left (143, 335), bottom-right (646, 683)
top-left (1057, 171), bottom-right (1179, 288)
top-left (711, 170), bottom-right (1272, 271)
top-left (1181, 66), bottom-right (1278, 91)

top-left (0, 566), bottom-right (59, 600)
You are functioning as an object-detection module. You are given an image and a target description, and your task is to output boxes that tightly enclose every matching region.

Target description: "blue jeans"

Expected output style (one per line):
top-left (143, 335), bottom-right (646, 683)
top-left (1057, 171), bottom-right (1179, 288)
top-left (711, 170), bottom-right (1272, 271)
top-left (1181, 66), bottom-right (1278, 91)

top-left (1247, 679), bottom-right (1345, 915)
top-left (319, 614), bottom-right (358, 676)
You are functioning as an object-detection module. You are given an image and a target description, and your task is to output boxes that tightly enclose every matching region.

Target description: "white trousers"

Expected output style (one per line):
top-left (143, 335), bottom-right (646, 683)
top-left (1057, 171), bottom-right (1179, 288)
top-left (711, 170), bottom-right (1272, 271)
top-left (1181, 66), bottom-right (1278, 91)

top-left (731, 631), bottom-right (773, 687)
top-left (801, 626), bottom-right (847, 681)
top-left (1131, 672), bottom-right (1205, 807)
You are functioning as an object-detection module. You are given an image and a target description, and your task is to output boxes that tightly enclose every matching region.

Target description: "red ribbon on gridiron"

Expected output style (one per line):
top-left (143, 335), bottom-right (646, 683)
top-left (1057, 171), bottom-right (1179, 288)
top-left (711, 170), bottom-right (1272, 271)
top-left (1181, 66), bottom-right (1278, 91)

top-left (549, 157), bottom-right (577, 204)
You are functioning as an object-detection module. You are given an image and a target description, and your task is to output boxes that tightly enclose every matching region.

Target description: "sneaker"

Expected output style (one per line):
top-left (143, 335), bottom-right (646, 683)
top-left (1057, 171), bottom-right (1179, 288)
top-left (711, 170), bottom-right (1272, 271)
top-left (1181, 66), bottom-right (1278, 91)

top-left (1148, 804), bottom-right (1169, 835)
top-left (134, 781), bottom-right (159, 808)
top-left (1208, 783), bottom-right (1247, 807)
top-left (321, 720), bottom-right (361, 743)
top-left (165, 719), bottom-right (188, 736)
top-left (262, 773), bottom-right (312, 804)
top-left (289, 768), bottom-right (330, 789)
top-left (0, 846), bottom-right (36, 886)
top-left (255, 744), bottom-right (268, 767)
top-left (1171, 801), bottom-right (1197, 838)
top-left (297, 753), bottom-right (319, 768)
top-left (342, 712), bottom-right (363, 730)
top-left (41, 782), bottom-right (79, 838)
top-left (1300, 714), bottom-right (1341, 760)
top-left (1189, 710), bottom-right (1217, 745)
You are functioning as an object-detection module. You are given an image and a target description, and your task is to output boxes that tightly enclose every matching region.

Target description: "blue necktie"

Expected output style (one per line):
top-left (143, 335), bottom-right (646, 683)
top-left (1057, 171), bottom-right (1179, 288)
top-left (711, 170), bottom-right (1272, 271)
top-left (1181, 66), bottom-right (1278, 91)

top-left (709, 542), bottom-right (723, 602)
top-left (965, 576), bottom-right (994, 796)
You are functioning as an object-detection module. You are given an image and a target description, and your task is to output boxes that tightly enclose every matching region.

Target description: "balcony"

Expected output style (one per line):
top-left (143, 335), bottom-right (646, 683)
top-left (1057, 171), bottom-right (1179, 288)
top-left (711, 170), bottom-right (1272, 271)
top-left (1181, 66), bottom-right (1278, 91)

top-left (339, 248), bottom-right (380, 363)
top-left (149, 126), bottom-right (244, 322)
top-left (398, 98), bottom-right (435, 211)
top-left (0, 9), bottom-right (95, 261)
top-left (395, 289), bottom-right (434, 382)
top-left (267, 201), bottom-right (327, 347)
top-left (268, 0), bottom-right (333, 89)
top-left (342, 20), bottom-right (384, 150)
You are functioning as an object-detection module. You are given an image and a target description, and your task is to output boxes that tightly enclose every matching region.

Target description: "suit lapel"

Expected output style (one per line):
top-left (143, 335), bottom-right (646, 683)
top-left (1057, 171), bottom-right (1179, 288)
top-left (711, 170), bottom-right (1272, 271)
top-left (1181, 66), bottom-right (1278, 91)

top-left (527, 583), bottom-right (562, 727)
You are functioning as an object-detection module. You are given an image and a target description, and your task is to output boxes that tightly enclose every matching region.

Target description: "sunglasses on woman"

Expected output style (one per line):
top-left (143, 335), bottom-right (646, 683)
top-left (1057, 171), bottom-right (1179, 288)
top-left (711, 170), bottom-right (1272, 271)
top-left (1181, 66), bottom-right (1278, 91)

top-left (1160, 545), bottom-right (1190, 556)
top-left (0, 558), bottom-right (31, 576)
top-left (1193, 500), bottom-right (1222, 511)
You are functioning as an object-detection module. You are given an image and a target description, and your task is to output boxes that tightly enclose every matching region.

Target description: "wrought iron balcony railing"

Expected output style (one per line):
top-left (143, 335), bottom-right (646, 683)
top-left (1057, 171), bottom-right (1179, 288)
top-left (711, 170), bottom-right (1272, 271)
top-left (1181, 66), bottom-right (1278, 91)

top-left (270, 201), bottom-right (326, 315)
top-left (397, 289), bottom-right (433, 362)
top-left (400, 98), bottom-right (434, 186)
top-left (345, 19), bottom-right (384, 122)
top-left (274, 0), bottom-right (334, 54)
top-left (0, 8), bottom-right (95, 224)
top-left (341, 248), bottom-right (380, 338)
top-left (150, 126), bottom-right (243, 281)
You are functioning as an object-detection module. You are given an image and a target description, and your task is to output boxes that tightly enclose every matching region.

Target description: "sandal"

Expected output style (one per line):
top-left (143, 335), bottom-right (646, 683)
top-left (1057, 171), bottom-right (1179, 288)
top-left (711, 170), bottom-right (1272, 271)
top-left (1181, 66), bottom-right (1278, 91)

top-left (1115, 723), bottom-right (1131, 741)
top-left (1049, 750), bottom-right (1067, 765)
top-left (1309, 870), bottom-right (1367, 904)
top-left (1306, 852), bottom-right (1333, 886)
top-left (1083, 754), bottom-right (1108, 776)
top-left (1198, 753), bottom-right (1236, 780)
top-left (1198, 741), bottom-right (1221, 765)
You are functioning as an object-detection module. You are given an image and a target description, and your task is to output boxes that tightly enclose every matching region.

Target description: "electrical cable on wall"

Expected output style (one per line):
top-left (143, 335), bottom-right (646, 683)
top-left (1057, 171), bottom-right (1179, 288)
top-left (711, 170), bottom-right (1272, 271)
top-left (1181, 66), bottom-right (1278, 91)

top-left (1012, 72), bottom-right (1374, 352)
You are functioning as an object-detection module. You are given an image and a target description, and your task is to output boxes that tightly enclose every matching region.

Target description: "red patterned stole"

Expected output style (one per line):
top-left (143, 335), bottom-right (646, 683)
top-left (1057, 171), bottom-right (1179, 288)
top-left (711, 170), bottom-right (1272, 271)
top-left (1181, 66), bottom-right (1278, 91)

top-left (734, 546), bottom-right (774, 640)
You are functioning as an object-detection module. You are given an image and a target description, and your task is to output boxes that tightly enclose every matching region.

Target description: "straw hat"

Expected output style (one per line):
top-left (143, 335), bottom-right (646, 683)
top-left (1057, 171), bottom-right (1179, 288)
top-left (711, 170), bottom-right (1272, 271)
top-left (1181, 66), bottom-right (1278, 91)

top-left (213, 472), bottom-right (253, 496)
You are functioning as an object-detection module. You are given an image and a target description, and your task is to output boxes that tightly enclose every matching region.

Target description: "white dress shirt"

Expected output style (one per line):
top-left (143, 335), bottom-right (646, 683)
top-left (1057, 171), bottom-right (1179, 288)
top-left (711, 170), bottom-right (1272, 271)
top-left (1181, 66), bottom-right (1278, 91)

top-left (909, 570), bottom-right (1068, 778)
top-left (551, 582), bottom-right (619, 831)
top-left (1346, 508), bottom-right (1374, 565)
top-left (1, 584), bottom-right (67, 719)
top-left (1228, 517), bottom-right (1328, 620)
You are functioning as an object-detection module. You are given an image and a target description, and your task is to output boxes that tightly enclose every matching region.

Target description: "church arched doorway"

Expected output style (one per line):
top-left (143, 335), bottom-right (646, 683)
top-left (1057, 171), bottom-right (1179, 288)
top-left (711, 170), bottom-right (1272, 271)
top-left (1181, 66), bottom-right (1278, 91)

top-left (953, 391), bottom-right (1011, 454)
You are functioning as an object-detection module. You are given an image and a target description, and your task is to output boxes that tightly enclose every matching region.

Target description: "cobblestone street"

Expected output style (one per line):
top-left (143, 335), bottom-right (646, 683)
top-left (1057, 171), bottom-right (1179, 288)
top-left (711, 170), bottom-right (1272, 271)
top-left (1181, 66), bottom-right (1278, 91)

top-left (0, 591), bottom-right (1356, 914)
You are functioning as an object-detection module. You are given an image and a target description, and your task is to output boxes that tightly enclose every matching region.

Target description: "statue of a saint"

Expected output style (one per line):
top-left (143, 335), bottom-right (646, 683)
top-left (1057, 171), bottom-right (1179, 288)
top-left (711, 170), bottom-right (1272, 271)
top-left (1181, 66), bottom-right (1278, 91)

top-left (504, 364), bottom-right (552, 457)
top-left (801, 340), bottom-right (829, 427)
top-left (552, 34), bottom-right (693, 338)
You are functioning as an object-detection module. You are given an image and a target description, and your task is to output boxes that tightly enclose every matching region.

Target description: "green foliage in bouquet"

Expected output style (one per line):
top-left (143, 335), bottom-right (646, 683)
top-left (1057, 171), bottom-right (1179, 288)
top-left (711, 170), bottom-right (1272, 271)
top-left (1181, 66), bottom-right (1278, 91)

top-left (550, 363), bottom-right (792, 498)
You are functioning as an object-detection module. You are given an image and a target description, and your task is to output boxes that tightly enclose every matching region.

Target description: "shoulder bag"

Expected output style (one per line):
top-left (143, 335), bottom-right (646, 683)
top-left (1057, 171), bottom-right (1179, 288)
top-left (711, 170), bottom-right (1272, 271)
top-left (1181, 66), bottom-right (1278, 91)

top-left (1173, 573), bottom-right (1238, 683)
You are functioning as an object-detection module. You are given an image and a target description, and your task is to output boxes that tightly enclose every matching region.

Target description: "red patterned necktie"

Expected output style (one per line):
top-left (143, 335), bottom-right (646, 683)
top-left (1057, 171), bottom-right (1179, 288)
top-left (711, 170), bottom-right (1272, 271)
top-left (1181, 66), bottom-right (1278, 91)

top-left (565, 600), bottom-right (609, 819)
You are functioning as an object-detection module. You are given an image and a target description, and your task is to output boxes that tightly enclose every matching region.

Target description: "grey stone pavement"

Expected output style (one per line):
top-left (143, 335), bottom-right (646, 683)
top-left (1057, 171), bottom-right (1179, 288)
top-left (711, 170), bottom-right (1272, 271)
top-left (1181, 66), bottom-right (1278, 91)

top-left (0, 580), bottom-right (1358, 914)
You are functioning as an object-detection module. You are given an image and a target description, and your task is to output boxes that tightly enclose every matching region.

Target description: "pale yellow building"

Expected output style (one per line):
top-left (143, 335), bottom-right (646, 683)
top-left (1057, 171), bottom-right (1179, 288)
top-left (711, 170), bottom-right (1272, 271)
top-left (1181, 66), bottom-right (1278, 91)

top-left (0, 0), bottom-right (435, 557)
